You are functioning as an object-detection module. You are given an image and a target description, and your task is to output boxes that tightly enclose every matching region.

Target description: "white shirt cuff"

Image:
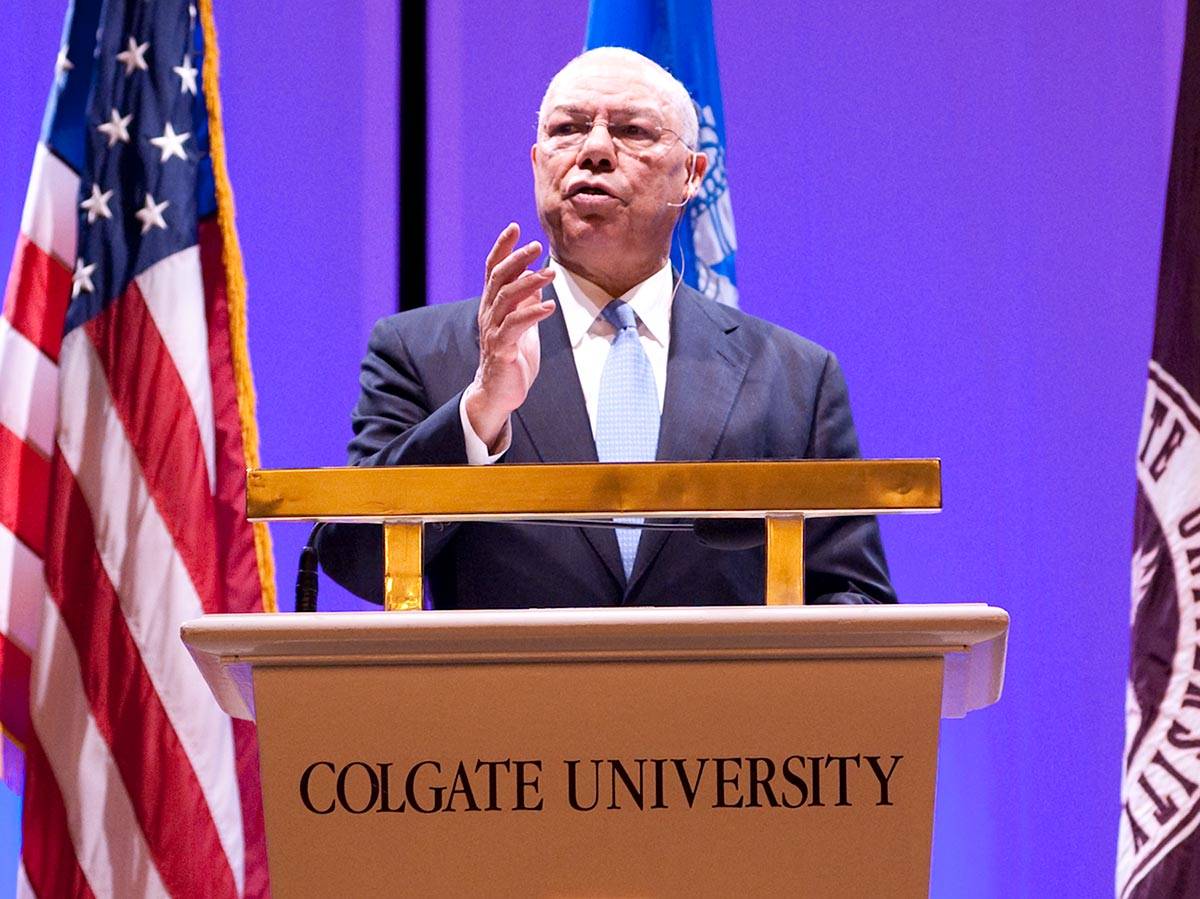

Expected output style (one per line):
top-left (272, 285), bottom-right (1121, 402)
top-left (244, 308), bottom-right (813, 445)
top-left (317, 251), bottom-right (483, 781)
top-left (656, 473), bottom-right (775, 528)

top-left (459, 391), bottom-right (511, 465)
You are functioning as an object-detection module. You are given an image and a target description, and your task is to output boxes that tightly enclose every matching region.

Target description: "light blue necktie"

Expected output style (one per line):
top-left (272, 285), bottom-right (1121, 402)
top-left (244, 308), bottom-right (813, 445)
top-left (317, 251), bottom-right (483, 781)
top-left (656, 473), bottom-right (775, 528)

top-left (595, 300), bottom-right (660, 581)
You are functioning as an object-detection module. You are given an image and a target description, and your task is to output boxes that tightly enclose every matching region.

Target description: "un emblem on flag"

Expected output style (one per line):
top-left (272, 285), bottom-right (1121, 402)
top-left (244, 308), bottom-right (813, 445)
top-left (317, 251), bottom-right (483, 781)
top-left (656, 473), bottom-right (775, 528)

top-left (688, 104), bottom-right (738, 306)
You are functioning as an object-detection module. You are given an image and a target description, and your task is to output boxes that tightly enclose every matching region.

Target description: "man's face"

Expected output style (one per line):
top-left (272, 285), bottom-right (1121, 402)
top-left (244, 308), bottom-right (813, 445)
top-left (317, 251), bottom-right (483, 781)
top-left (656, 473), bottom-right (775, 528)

top-left (531, 60), bottom-right (702, 284)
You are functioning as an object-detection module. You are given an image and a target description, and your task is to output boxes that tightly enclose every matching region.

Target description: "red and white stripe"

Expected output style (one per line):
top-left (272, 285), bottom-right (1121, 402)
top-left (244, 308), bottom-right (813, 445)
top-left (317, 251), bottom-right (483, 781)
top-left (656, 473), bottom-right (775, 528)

top-left (0, 143), bottom-right (71, 793)
top-left (2, 137), bottom-right (267, 893)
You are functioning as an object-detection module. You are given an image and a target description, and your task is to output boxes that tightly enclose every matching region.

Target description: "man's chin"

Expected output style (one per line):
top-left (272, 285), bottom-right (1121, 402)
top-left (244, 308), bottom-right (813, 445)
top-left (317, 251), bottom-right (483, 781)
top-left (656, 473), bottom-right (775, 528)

top-left (560, 211), bottom-right (625, 244)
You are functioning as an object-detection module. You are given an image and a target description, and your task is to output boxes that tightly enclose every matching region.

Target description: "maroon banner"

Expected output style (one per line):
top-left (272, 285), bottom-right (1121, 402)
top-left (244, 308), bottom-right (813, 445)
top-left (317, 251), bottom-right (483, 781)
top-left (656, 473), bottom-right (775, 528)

top-left (1119, 3), bottom-right (1200, 896)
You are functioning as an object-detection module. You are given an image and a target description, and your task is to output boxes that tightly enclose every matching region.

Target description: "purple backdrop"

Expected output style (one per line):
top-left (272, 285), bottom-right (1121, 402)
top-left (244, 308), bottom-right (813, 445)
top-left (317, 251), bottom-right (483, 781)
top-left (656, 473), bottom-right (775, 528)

top-left (0, 1), bottom-right (1186, 895)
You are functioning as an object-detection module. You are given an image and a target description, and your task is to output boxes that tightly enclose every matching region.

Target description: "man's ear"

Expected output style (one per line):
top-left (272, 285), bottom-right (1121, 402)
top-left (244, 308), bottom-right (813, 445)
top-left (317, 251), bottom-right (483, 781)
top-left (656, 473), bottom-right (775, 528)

top-left (530, 142), bottom-right (539, 169)
top-left (690, 151), bottom-right (709, 192)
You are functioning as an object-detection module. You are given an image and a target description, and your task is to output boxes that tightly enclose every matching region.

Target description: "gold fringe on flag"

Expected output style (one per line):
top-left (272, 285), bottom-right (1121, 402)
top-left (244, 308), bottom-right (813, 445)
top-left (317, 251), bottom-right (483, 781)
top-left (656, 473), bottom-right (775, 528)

top-left (197, 0), bottom-right (278, 613)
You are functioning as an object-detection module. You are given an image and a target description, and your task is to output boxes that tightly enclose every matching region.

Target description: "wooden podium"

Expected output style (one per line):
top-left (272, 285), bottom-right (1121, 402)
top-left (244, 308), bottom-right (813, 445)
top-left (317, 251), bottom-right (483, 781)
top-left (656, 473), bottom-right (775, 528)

top-left (182, 460), bottom-right (1009, 897)
top-left (183, 605), bottom-right (1006, 897)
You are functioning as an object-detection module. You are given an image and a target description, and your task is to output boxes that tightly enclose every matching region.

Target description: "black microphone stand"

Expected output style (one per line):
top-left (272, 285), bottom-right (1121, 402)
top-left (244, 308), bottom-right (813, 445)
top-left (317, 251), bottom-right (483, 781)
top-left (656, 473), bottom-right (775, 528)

top-left (294, 523), bottom-right (326, 613)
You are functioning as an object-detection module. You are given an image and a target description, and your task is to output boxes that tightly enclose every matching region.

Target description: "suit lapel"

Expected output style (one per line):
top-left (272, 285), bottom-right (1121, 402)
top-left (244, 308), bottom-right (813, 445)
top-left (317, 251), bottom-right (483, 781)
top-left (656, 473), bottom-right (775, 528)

top-left (627, 285), bottom-right (751, 597)
top-left (513, 285), bottom-right (625, 588)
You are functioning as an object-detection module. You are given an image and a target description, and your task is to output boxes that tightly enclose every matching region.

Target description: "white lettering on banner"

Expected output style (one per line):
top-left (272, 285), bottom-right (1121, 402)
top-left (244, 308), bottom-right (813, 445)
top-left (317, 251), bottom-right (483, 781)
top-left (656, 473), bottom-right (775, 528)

top-left (1119, 360), bottom-right (1200, 898)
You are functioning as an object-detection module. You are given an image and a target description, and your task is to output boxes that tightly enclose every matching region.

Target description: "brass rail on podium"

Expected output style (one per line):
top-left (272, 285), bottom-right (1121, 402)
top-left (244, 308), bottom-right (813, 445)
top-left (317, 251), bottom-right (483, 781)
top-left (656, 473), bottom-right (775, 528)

top-left (246, 459), bottom-right (941, 610)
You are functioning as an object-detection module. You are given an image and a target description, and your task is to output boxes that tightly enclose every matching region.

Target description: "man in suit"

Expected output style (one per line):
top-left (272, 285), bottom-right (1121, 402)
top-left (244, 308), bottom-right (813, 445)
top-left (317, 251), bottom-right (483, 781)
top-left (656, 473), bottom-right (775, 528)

top-left (318, 47), bottom-right (895, 608)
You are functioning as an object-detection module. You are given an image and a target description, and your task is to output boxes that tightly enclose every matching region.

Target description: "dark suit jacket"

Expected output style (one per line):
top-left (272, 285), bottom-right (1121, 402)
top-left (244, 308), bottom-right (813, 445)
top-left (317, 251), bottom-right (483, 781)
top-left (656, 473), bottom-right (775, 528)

top-left (317, 282), bottom-right (896, 608)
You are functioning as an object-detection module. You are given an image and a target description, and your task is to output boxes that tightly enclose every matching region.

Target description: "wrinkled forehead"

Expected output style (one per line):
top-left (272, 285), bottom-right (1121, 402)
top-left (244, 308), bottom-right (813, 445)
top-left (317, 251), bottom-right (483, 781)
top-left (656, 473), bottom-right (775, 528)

top-left (541, 61), bottom-right (680, 128)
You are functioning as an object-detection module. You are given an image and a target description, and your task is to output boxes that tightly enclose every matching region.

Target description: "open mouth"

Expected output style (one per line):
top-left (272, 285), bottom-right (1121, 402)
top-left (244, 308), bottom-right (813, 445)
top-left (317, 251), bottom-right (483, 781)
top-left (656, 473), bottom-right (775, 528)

top-left (567, 184), bottom-right (616, 199)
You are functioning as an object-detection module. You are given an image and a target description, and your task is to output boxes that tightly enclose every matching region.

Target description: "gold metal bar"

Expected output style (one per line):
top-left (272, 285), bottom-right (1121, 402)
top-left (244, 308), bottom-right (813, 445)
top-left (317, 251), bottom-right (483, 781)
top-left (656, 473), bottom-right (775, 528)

top-left (382, 522), bottom-right (422, 612)
top-left (765, 516), bottom-right (805, 606)
top-left (247, 459), bottom-right (941, 523)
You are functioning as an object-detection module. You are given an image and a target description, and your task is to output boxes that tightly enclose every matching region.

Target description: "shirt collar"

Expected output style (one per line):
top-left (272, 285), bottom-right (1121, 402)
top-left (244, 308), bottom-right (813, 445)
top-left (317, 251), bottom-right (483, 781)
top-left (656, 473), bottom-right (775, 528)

top-left (549, 258), bottom-right (674, 348)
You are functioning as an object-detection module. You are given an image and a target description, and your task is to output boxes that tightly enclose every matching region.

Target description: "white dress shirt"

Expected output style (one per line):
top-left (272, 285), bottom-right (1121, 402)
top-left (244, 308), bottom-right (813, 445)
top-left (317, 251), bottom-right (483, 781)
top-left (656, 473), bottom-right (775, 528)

top-left (460, 258), bottom-right (675, 464)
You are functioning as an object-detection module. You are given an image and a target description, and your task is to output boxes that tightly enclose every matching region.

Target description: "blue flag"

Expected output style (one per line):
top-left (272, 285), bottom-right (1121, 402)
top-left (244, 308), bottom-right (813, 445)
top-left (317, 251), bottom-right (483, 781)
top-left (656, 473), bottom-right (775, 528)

top-left (585, 0), bottom-right (738, 306)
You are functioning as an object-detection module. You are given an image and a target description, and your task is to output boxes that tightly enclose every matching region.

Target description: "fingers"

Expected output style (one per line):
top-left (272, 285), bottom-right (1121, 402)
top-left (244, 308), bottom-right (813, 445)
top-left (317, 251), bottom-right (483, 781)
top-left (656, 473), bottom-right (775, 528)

top-left (490, 268), bottom-right (554, 322)
top-left (494, 295), bottom-right (556, 343)
top-left (485, 240), bottom-right (545, 308)
top-left (484, 223), bottom-right (521, 284)
top-left (472, 225), bottom-right (554, 419)
top-left (478, 224), bottom-right (553, 357)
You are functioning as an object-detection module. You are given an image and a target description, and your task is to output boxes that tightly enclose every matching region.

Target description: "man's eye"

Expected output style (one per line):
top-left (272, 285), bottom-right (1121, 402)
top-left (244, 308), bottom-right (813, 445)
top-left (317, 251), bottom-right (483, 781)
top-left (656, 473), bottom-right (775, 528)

top-left (551, 122), bottom-right (586, 136)
top-left (615, 124), bottom-right (651, 140)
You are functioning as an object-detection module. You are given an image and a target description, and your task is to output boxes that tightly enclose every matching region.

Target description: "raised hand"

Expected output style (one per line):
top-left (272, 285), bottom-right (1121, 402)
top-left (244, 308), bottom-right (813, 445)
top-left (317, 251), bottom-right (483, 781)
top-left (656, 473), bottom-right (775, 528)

top-left (463, 223), bottom-right (557, 449)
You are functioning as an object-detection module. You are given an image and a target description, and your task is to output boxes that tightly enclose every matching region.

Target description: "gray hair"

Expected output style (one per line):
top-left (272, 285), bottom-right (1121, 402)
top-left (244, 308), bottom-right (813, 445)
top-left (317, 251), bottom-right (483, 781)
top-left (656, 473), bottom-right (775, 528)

top-left (537, 47), bottom-right (700, 148)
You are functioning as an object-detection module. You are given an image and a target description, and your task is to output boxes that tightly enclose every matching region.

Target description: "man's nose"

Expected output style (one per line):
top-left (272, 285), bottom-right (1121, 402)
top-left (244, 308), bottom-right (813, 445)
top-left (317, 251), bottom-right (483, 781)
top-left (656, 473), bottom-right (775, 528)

top-left (578, 121), bottom-right (616, 172)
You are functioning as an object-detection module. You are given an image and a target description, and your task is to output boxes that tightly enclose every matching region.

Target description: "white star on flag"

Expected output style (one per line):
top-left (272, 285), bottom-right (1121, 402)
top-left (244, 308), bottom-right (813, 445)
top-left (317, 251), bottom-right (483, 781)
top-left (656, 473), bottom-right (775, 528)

top-left (71, 259), bottom-right (96, 297)
top-left (135, 193), bottom-right (169, 234)
top-left (80, 184), bottom-right (114, 223)
top-left (55, 46), bottom-right (73, 76)
top-left (97, 109), bottom-right (133, 147)
top-left (173, 56), bottom-right (199, 95)
top-left (150, 122), bottom-right (190, 163)
top-left (116, 36), bottom-right (150, 75)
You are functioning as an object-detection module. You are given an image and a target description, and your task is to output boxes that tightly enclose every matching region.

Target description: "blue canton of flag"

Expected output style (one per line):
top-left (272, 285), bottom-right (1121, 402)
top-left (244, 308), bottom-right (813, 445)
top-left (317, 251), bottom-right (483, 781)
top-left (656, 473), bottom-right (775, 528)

top-left (585, 0), bottom-right (739, 306)
top-left (65, 0), bottom-right (214, 330)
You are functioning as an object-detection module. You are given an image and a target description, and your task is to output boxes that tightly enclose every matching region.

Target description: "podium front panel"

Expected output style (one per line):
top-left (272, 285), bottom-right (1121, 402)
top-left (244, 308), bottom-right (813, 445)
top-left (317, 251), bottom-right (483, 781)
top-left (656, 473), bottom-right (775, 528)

top-left (252, 652), bottom-right (943, 898)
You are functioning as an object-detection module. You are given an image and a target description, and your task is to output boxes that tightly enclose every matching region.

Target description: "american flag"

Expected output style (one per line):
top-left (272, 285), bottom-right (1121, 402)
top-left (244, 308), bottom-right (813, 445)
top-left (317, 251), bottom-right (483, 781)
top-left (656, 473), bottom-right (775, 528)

top-left (0, 0), bottom-right (276, 895)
